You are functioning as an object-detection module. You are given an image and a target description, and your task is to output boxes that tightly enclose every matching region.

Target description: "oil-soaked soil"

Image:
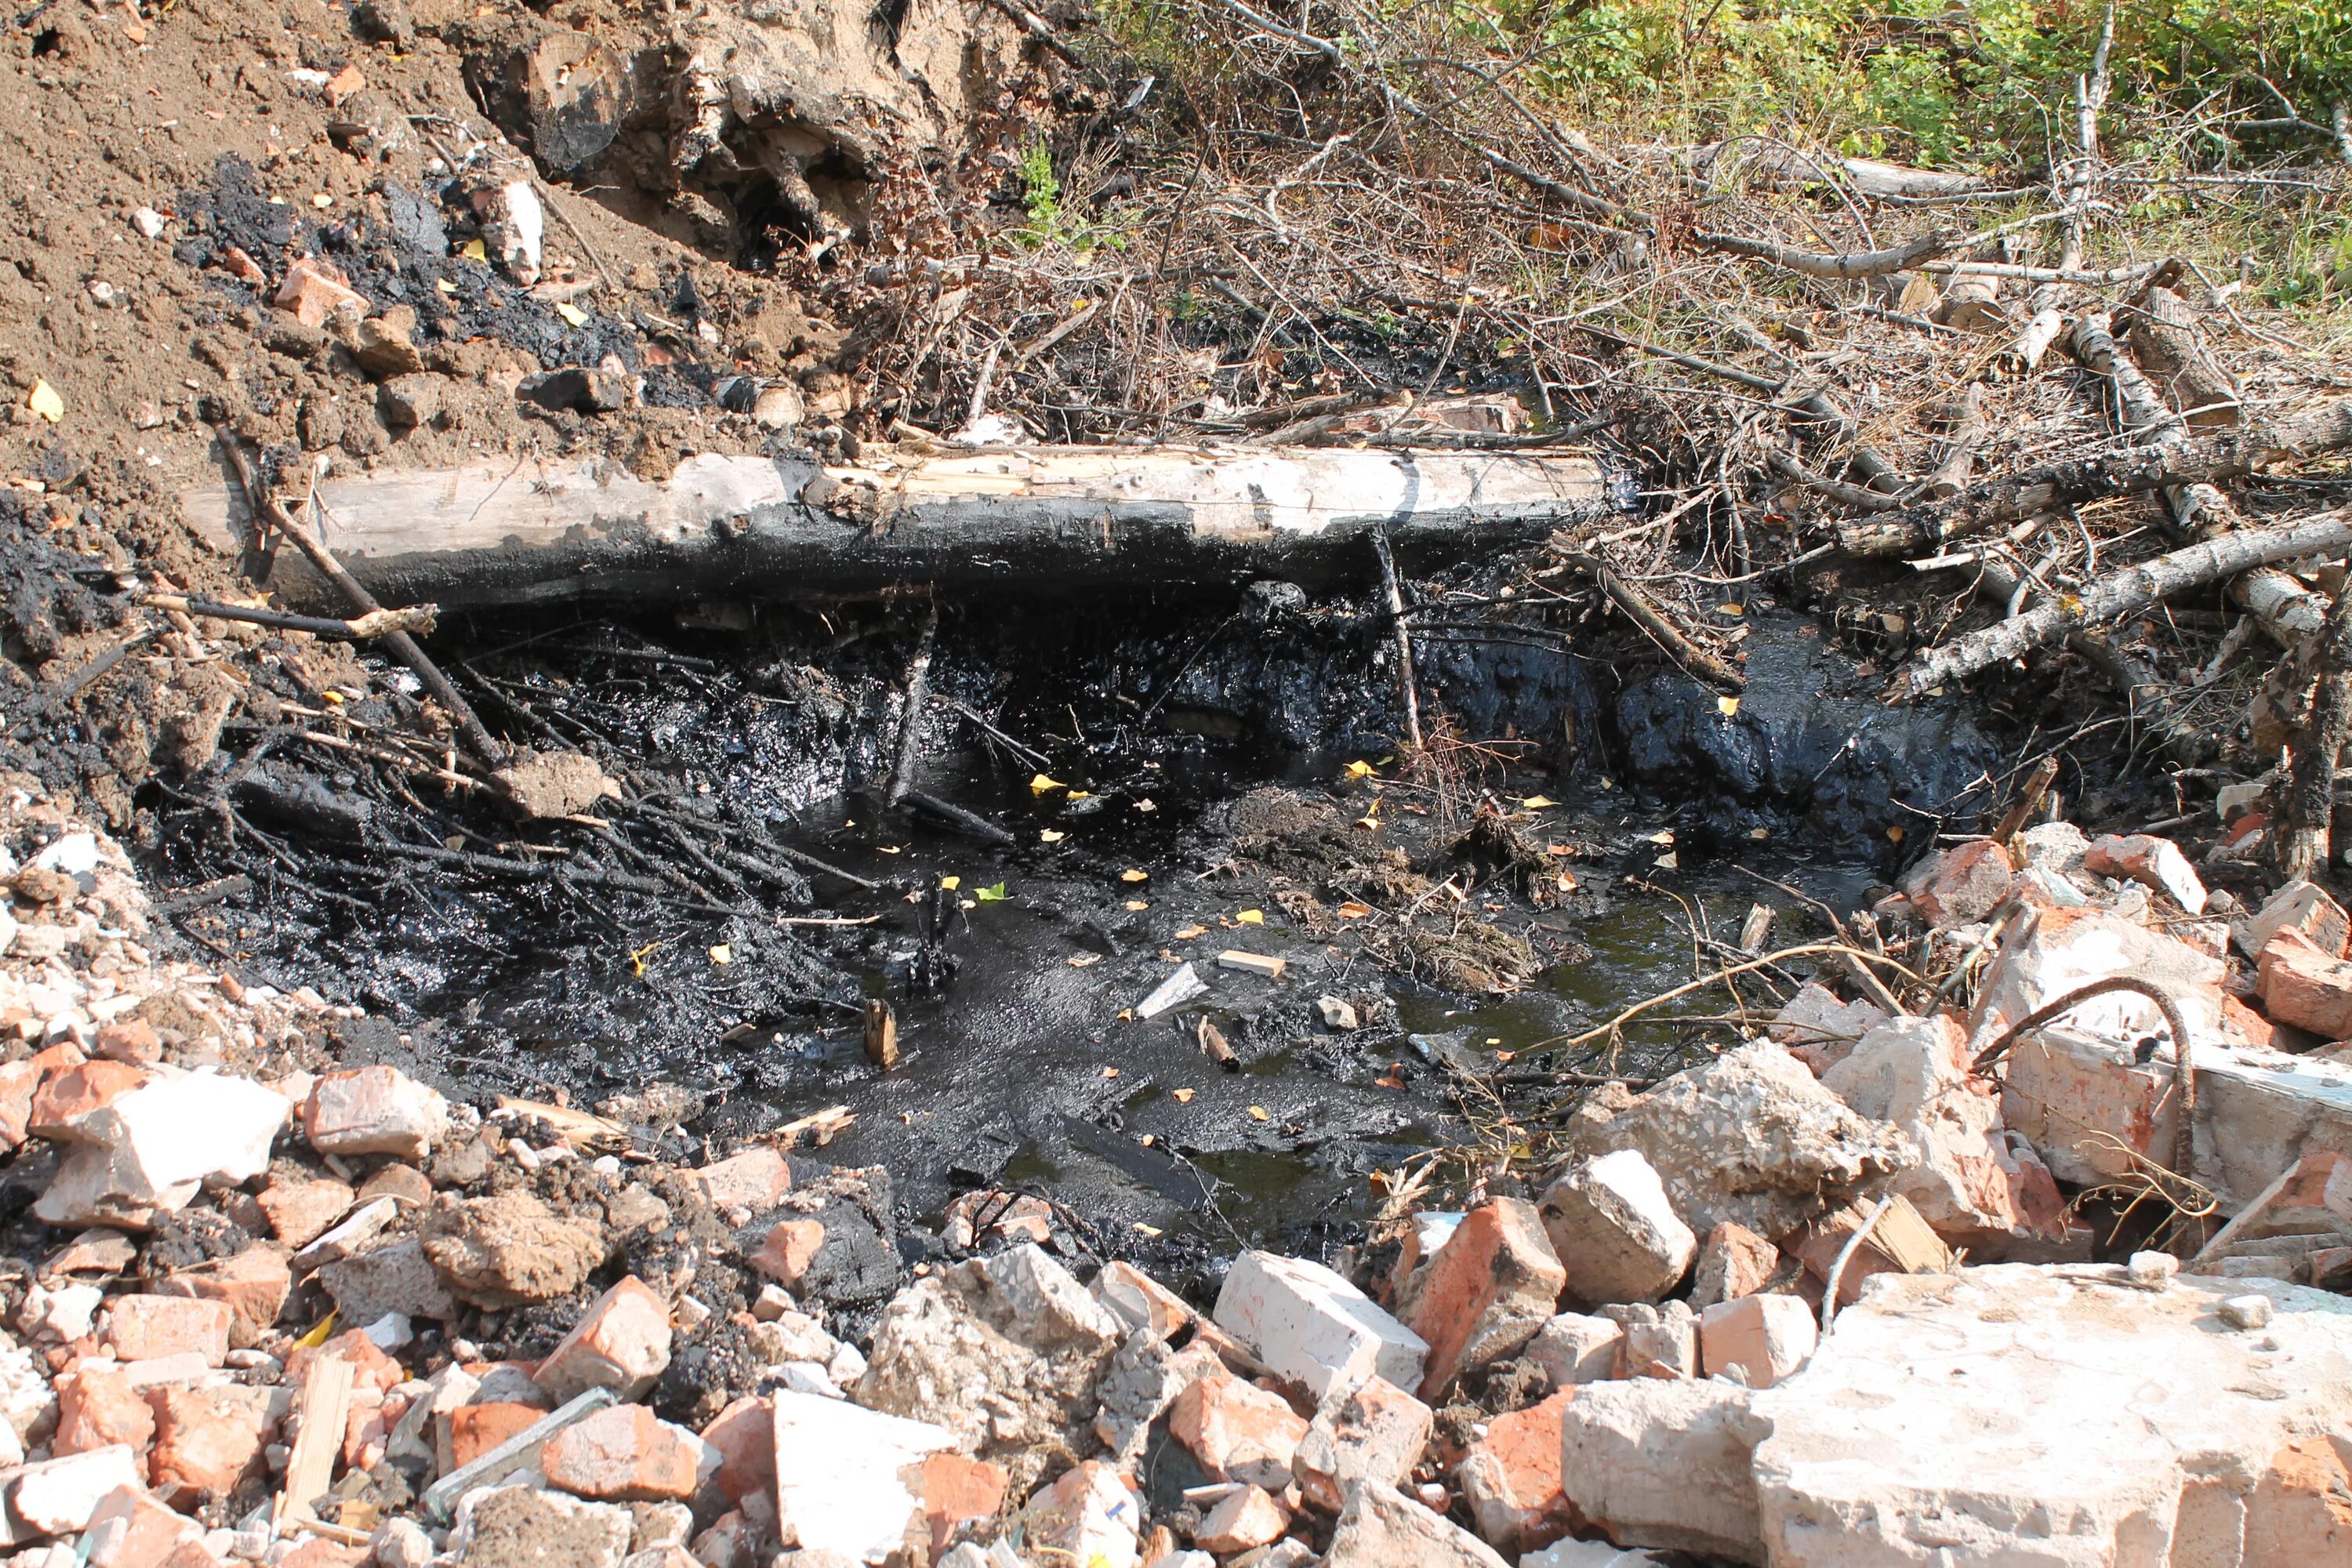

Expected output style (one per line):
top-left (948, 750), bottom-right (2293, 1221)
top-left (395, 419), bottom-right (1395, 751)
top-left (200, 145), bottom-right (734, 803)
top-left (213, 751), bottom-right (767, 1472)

top-left (136, 579), bottom-right (2004, 1271)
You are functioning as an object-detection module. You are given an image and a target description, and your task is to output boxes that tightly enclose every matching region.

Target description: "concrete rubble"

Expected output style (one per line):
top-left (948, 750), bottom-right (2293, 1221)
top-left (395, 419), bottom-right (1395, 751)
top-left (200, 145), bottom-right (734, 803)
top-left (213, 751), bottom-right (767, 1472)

top-left (3, 782), bottom-right (2352, 1567)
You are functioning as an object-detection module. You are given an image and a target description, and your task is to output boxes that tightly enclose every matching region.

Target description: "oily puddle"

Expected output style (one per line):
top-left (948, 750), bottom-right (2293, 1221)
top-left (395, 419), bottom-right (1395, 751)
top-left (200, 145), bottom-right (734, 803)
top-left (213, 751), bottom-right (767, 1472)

top-left (143, 596), bottom-right (1893, 1269)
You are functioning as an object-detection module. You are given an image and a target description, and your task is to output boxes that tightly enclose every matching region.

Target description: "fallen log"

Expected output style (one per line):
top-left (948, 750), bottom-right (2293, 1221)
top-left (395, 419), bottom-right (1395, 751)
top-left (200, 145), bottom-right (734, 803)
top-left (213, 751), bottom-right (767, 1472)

top-left (1836, 397), bottom-right (2352, 558)
top-left (1900, 509), bottom-right (2352, 695)
top-left (183, 444), bottom-right (1621, 611)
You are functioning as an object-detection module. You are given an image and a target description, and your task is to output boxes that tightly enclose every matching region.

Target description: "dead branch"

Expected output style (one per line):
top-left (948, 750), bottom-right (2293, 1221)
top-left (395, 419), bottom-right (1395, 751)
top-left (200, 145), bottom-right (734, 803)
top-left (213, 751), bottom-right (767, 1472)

top-left (1901, 509), bottom-right (2352, 694)
top-left (2280, 587), bottom-right (2352, 879)
top-left (1838, 397), bottom-right (2352, 557)
top-left (1562, 551), bottom-right (1744, 691)
top-left (1690, 227), bottom-right (1950, 279)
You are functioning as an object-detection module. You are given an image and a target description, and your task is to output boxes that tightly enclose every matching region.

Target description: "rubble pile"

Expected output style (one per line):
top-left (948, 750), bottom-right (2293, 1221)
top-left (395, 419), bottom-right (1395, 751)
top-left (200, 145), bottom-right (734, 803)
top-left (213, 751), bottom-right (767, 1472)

top-left (2, 784), bottom-right (2352, 1568)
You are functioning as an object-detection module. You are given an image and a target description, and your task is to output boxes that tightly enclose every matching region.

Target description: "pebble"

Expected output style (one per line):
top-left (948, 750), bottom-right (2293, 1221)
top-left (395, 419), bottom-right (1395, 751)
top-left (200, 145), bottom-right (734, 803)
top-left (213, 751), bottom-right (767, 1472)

top-left (130, 206), bottom-right (165, 239)
top-left (2219, 1294), bottom-right (2274, 1330)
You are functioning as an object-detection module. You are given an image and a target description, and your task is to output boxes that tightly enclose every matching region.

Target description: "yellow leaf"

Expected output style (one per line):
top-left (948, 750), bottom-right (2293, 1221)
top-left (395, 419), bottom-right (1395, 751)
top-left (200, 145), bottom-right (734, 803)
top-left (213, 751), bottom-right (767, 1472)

top-left (293, 1312), bottom-right (339, 1349)
top-left (1520, 794), bottom-right (1558, 809)
top-left (1040, 829), bottom-right (1065, 843)
top-left (1030, 773), bottom-right (1065, 795)
top-left (1717, 695), bottom-right (1741, 717)
top-left (1719, 603), bottom-right (1744, 616)
top-left (435, 278), bottom-right (458, 295)
top-left (555, 301), bottom-right (589, 327)
top-left (320, 690), bottom-right (344, 706)
top-left (708, 944), bottom-right (732, 965)
top-left (1248, 1105), bottom-right (1270, 1121)
top-left (1650, 830), bottom-right (1675, 845)
top-left (1336, 902), bottom-right (1374, 919)
top-left (1134, 798), bottom-right (1156, 813)
top-left (1236, 909), bottom-right (1265, 925)
top-left (1749, 827), bottom-right (1769, 840)
top-left (1133, 1221), bottom-right (1162, 1236)
top-left (1124, 899), bottom-right (1149, 911)
top-left (1173, 924), bottom-right (1207, 940)
top-left (1345, 760), bottom-right (1374, 779)
top-left (1069, 953), bottom-right (1102, 968)
top-left (1654, 851), bottom-right (1679, 869)
top-left (1887, 825), bottom-right (1906, 843)
top-left (1067, 790), bottom-right (1092, 800)
top-left (877, 844), bottom-right (902, 855)
top-left (1173, 1087), bottom-right (1196, 1103)
top-left (459, 238), bottom-right (487, 261)
top-left (1121, 869), bottom-right (1149, 883)
top-left (939, 876), bottom-right (961, 891)
top-left (1102, 1066), bottom-right (1120, 1077)
top-left (25, 379), bottom-right (63, 423)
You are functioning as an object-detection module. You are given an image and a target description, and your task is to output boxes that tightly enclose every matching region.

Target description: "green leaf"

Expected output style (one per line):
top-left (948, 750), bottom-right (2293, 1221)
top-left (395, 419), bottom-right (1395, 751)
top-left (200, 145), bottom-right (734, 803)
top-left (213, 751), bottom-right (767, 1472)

top-left (975, 881), bottom-right (1010, 903)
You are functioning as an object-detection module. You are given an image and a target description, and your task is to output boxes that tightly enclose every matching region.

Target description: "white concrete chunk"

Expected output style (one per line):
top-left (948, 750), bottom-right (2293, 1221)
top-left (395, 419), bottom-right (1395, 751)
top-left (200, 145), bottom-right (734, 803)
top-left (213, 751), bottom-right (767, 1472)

top-left (35, 1073), bottom-right (289, 1227)
top-left (9, 1445), bottom-right (144, 1535)
top-left (1751, 1265), bottom-right (2352, 1567)
top-left (771, 1388), bottom-right (955, 1563)
top-left (1537, 1150), bottom-right (1696, 1306)
top-left (1522, 1312), bottom-right (1624, 1386)
top-left (1556, 1379), bottom-right (1766, 1563)
top-left (1214, 1251), bottom-right (1427, 1401)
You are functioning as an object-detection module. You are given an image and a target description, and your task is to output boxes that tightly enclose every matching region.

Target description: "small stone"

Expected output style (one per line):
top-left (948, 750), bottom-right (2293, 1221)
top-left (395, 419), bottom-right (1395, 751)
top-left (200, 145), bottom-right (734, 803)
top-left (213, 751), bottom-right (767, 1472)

top-left (1294, 1375), bottom-right (1432, 1514)
top-left (1196, 1485), bottom-right (1290, 1554)
top-left (82, 1483), bottom-right (198, 1566)
top-left (91, 1021), bottom-right (162, 1067)
top-left (368, 1518), bottom-right (434, 1568)
top-left (1617, 1301), bottom-right (1698, 1381)
top-left (454, 1486), bottom-right (633, 1568)
top-left (358, 1163), bottom-right (433, 1210)
top-left (2082, 833), bottom-right (2208, 915)
top-left (303, 1065), bottom-right (448, 1160)
top-left (683, 1147), bottom-right (793, 1211)
top-left (2220, 1294), bottom-right (2275, 1330)
top-left (541, 1404), bottom-right (704, 1502)
top-left (1020, 1458), bottom-right (1145, 1568)
top-left (422, 1189), bottom-right (609, 1308)
top-left (752, 1218), bottom-right (826, 1290)
top-left (132, 207), bottom-right (167, 239)
top-left (698, 1395), bottom-right (775, 1504)
top-left (274, 258), bottom-right (369, 328)
top-left (258, 1178), bottom-right (358, 1248)
top-left (1697, 1294), bottom-right (1817, 1388)
top-left (1170, 1368), bottom-right (1309, 1489)
top-left (2125, 1250), bottom-right (2180, 1290)
top-left (534, 1276), bottom-right (674, 1403)
top-left (1521, 1312), bottom-right (1623, 1388)
top-left (55, 1367), bottom-right (156, 1456)
top-left (319, 1236), bottom-right (460, 1324)
top-left (28, 1060), bottom-right (150, 1138)
top-left (1537, 1150), bottom-right (1697, 1307)
top-left (1323, 1480), bottom-right (1509, 1568)
top-left (1318, 996), bottom-right (1360, 1030)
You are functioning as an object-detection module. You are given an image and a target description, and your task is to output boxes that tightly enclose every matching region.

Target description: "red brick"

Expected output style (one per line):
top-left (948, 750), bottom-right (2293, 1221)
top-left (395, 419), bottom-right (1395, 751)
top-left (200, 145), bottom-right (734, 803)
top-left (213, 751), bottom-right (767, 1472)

top-left (1405, 1198), bottom-right (1566, 1399)
top-left (285, 1329), bottom-right (403, 1396)
top-left (27, 1059), bottom-right (147, 1138)
top-left (160, 1543), bottom-right (227, 1568)
top-left (147, 1385), bottom-right (274, 1498)
top-left (684, 1148), bottom-right (792, 1211)
top-left (92, 1021), bottom-right (162, 1067)
top-left (84, 1483), bottom-right (196, 1566)
top-left (106, 1296), bottom-right (230, 1367)
top-left (1900, 838), bottom-right (2016, 928)
top-left (451, 1402), bottom-right (546, 1468)
top-left (540, 1403), bottom-right (700, 1501)
top-left (1170, 1369), bottom-right (1308, 1489)
top-left (1691, 1222), bottom-right (1779, 1308)
top-left (256, 1179), bottom-right (356, 1249)
top-left (158, 1248), bottom-right (292, 1348)
top-left (278, 1541), bottom-right (368, 1568)
top-left (274, 260), bottom-right (368, 329)
top-left (750, 1219), bottom-right (825, 1290)
top-left (2259, 928), bottom-right (2352, 1040)
top-left (1196, 1485), bottom-right (1289, 1554)
top-left (1457, 1388), bottom-right (1579, 1553)
top-left (0, 1043), bottom-right (82, 1147)
top-left (2247, 1436), bottom-right (2352, 1564)
top-left (532, 1276), bottom-right (673, 1403)
top-left (300, 1065), bottom-right (445, 1160)
top-left (700, 1395), bottom-right (775, 1504)
top-left (912, 1452), bottom-right (1007, 1554)
top-left (55, 1367), bottom-right (156, 1457)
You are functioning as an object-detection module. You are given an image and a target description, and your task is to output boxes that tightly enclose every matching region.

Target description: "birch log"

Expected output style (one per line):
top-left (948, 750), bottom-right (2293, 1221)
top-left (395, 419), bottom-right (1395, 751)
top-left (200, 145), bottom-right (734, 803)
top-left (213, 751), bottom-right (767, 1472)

top-left (183, 443), bottom-right (1621, 612)
top-left (1901, 510), bottom-right (2352, 695)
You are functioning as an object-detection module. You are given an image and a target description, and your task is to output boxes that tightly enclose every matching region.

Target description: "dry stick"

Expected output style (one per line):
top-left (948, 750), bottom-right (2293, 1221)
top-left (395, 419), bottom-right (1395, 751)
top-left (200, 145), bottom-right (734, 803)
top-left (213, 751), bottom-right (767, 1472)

top-left (1535, 943), bottom-right (1923, 1054)
top-left (1929, 383), bottom-right (1987, 499)
top-left (1970, 975), bottom-right (2195, 1182)
top-left (1900, 510), bottom-right (2352, 694)
top-left (1690, 227), bottom-right (1951, 279)
top-left (1836, 397), bottom-right (2352, 557)
top-left (1820, 1197), bottom-right (1889, 1334)
top-left (1768, 450), bottom-right (1905, 513)
top-left (2280, 586), bottom-right (2352, 879)
top-left (2060, 2), bottom-right (2114, 274)
top-left (1563, 552), bottom-right (1745, 691)
top-left (214, 431), bottom-right (508, 771)
top-left (1972, 554), bottom-right (2161, 717)
top-left (2071, 311), bottom-right (2241, 543)
top-left (1991, 756), bottom-right (2061, 845)
top-left (1368, 530), bottom-right (1423, 751)
top-left (884, 598), bottom-right (940, 808)
top-left (145, 594), bottom-right (437, 641)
